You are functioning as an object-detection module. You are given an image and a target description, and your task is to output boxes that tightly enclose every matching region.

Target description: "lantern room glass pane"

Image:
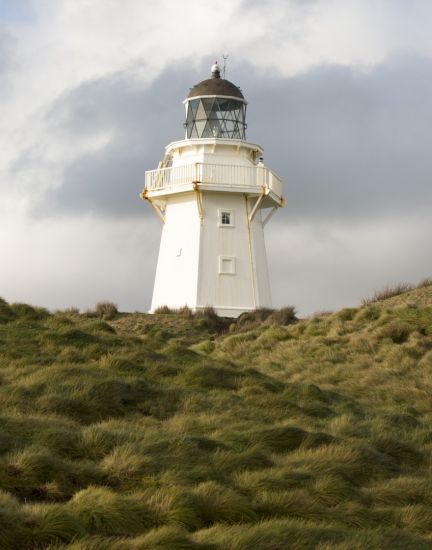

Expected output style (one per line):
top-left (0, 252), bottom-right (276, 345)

top-left (184, 97), bottom-right (246, 140)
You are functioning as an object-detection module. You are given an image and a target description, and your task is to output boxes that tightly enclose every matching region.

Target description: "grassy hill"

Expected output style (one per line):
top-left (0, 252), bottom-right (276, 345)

top-left (0, 285), bottom-right (432, 549)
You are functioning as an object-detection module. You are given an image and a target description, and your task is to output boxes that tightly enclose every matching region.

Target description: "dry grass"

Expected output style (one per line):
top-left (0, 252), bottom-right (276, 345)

top-left (0, 283), bottom-right (431, 547)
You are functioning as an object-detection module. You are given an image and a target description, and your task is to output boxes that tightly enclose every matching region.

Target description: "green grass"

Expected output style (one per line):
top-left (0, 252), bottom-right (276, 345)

top-left (0, 288), bottom-right (432, 548)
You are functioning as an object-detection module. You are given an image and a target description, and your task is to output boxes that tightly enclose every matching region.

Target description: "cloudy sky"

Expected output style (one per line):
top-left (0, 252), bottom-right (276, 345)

top-left (1, 0), bottom-right (431, 315)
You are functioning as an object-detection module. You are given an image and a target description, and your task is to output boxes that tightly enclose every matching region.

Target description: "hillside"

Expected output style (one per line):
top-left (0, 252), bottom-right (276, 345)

top-left (0, 287), bottom-right (432, 549)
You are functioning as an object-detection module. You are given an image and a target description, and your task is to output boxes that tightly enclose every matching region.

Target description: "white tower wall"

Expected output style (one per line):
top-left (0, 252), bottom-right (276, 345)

top-left (196, 193), bottom-right (271, 316)
top-left (149, 184), bottom-right (275, 317)
top-left (150, 193), bottom-right (201, 311)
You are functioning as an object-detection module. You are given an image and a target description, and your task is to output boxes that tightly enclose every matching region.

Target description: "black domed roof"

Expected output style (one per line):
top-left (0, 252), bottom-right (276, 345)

top-left (186, 64), bottom-right (244, 100)
top-left (187, 78), bottom-right (244, 100)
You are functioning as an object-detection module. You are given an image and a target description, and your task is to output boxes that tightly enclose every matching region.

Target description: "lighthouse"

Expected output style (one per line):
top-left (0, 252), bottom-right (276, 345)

top-left (142, 63), bottom-right (284, 317)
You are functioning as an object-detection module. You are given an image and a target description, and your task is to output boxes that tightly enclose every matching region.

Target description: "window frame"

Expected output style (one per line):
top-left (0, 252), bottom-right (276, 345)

top-left (218, 209), bottom-right (235, 228)
top-left (219, 255), bottom-right (236, 275)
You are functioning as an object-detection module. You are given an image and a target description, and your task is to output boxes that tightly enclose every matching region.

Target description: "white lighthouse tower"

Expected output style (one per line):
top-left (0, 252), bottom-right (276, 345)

top-left (142, 63), bottom-right (284, 317)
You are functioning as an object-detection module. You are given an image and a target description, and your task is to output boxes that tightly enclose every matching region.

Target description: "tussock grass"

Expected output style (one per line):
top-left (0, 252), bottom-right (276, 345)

top-left (68, 486), bottom-right (156, 535)
top-left (94, 301), bottom-right (118, 320)
top-left (362, 278), bottom-right (432, 305)
top-left (0, 288), bottom-right (432, 546)
top-left (362, 282), bottom-right (415, 304)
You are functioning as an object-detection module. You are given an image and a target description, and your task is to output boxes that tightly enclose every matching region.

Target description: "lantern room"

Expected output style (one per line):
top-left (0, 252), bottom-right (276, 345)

top-left (183, 62), bottom-right (247, 140)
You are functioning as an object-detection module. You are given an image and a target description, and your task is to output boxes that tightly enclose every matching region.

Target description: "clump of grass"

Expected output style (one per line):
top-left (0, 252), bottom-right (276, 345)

top-left (189, 481), bottom-right (257, 526)
top-left (372, 437), bottom-right (423, 467)
top-left (23, 502), bottom-right (85, 546)
top-left (193, 517), bottom-right (347, 548)
top-left (94, 302), bottom-right (118, 320)
top-left (379, 321), bottom-right (414, 344)
top-left (232, 308), bottom-right (274, 332)
top-left (232, 306), bottom-right (297, 334)
top-left (417, 277), bottom-right (432, 288)
top-left (362, 278), bottom-right (432, 305)
top-left (101, 444), bottom-right (153, 486)
top-left (0, 490), bottom-right (27, 548)
top-left (10, 302), bottom-right (50, 321)
top-left (336, 308), bottom-right (357, 322)
top-left (176, 305), bottom-right (194, 319)
top-left (195, 306), bottom-right (218, 320)
top-left (178, 363), bottom-right (240, 390)
top-left (55, 307), bottom-right (80, 315)
top-left (212, 448), bottom-right (273, 475)
top-left (2, 446), bottom-right (66, 498)
top-left (147, 487), bottom-right (203, 530)
top-left (67, 487), bottom-right (156, 536)
top-left (128, 526), bottom-right (203, 549)
top-left (190, 340), bottom-right (216, 355)
top-left (268, 306), bottom-right (297, 326)
top-left (0, 297), bottom-right (16, 323)
top-left (249, 426), bottom-right (308, 453)
top-left (154, 305), bottom-right (174, 314)
top-left (362, 282), bottom-right (414, 304)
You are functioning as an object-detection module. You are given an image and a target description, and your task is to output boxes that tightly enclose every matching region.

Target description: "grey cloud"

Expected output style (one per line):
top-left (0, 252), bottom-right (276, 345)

top-left (241, 54), bottom-right (432, 225)
top-left (0, 27), bottom-right (15, 74)
top-left (33, 53), bottom-right (432, 227)
top-left (33, 66), bottom-right (193, 217)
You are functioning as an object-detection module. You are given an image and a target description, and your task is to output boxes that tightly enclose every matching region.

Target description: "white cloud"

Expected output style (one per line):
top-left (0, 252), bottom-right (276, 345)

top-left (0, 208), bottom-right (159, 311)
top-left (268, 217), bottom-right (432, 314)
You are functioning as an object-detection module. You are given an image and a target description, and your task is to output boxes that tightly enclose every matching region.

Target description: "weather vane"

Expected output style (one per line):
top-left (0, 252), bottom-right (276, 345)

top-left (222, 54), bottom-right (228, 78)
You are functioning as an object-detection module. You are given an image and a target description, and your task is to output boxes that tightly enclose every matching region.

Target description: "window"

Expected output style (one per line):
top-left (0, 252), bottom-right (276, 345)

top-left (219, 209), bottom-right (234, 227)
top-left (219, 256), bottom-right (236, 275)
top-left (184, 97), bottom-right (247, 140)
top-left (221, 212), bottom-right (231, 225)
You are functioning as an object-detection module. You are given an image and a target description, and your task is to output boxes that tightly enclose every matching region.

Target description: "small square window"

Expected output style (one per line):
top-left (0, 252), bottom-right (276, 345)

top-left (219, 256), bottom-right (236, 275)
top-left (221, 212), bottom-right (231, 225)
top-left (219, 209), bottom-right (234, 227)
